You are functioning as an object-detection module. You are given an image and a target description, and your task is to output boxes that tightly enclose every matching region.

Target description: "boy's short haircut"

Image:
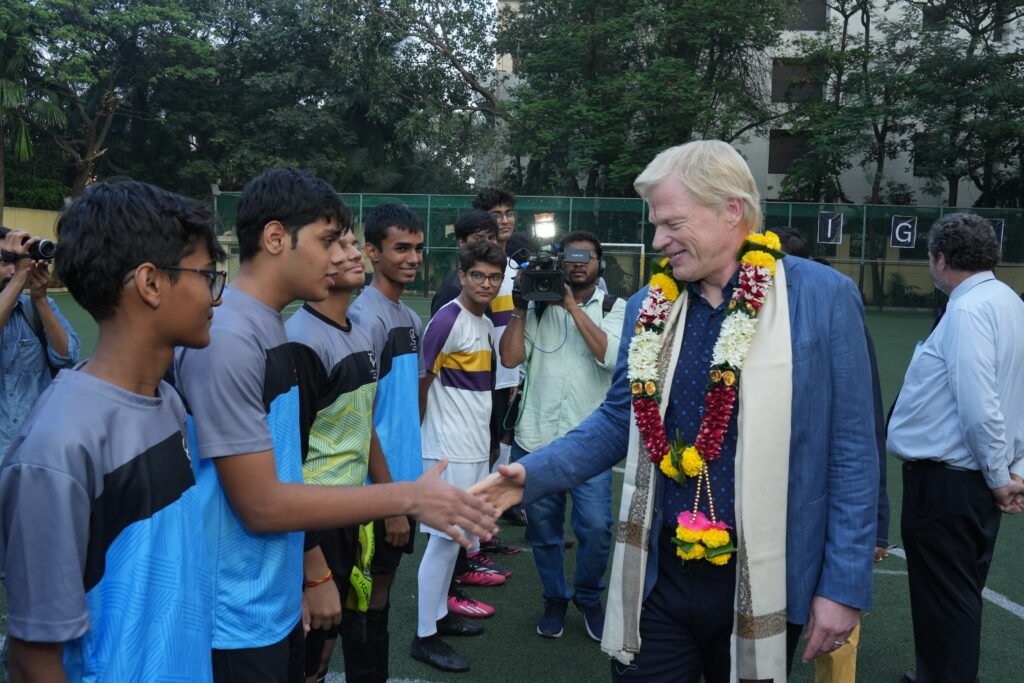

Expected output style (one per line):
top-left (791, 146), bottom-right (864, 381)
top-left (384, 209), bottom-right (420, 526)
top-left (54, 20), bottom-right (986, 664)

top-left (454, 210), bottom-right (499, 242)
top-left (504, 232), bottom-right (539, 261)
top-left (772, 226), bottom-right (810, 258)
top-left (55, 178), bottom-right (226, 322)
top-left (458, 240), bottom-right (506, 273)
top-left (561, 230), bottom-right (603, 260)
top-left (235, 167), bottom-right (350, 262)
top-left (363, 203), bottom-right (424, 248)
top-left (471, 188), bottom-right (516, 212)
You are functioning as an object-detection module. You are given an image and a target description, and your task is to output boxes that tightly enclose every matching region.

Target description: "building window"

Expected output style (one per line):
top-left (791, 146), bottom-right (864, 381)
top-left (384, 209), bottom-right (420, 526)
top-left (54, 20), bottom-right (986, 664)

top-left (768, 130), bottom-right (811, 174)
top-left (785, 0), bottom-right (827, 31)
top-left (771, 59), bottom-right (823, 103)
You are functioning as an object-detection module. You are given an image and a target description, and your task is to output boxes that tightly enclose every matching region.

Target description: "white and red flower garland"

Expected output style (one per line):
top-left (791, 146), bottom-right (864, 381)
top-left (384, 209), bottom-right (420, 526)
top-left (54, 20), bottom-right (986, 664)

top-left (627, 231), bottom-right (784, 565)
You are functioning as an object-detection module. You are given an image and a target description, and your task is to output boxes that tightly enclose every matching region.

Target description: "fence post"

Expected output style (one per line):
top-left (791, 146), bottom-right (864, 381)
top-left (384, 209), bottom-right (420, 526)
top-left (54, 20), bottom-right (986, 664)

top-left (858, 206), bottom-right (867, 303)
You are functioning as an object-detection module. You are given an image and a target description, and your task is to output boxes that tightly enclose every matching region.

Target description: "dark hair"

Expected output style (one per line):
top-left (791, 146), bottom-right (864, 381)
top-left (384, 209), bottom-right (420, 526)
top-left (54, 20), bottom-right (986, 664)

top-left (471, 188), bottom-right (516, 212)
top-left (504, 232), bottom-right (539, 261)
top-left (928, 213), bottom-right (999, 272)
top-left (772, 227), bottom-right (810, 258)
top-left (235, 167), bottom-right (350, 262)
top-left (458, 240), bottom-right (506, 273)
top-left (561, 230), bottom-right (603, 259)
top-left (454, 210), bottom-right (498, 242)
top-left (364, 203), bottom-right (423, 248)
top-left (55, 178), bottom-right (226, 321)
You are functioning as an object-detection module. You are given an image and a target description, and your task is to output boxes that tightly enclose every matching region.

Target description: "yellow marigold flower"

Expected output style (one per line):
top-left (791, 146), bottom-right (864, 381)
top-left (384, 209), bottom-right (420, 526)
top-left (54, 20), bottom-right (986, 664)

top-left (709, 369), bottom-right (722, 383)
top-left (676, 526), bottom-right (702, 544)
top-left (702, 529), bottom-right (731, 549)
top-left (631, 382), bottom-right (643, 395)
top-left (659, 455), bottom-right (680, 479)
top-left (676, 543), bottom-right (706, 561)
top-left (649, 273), bottom-right (679, 301)
top-left (707, 552), bottom-right (732, 566)
top-left (741, 249), bottom-right (777, 275)
top-left (659, 257), bottom-right (669, 267)
top-left (721, 370), bottom-right (736, 387)
top-left (644, 380), bottom-right (658, 397)
top-left (682, 446), bottom-right (704, 477)
top-left (747, 231), bottom-right (782, 251)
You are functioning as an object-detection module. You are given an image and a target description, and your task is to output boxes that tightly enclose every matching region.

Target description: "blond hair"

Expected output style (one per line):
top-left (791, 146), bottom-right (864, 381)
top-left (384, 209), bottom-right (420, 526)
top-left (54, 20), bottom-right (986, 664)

top-left (634, 140), bottom-right (761, 233)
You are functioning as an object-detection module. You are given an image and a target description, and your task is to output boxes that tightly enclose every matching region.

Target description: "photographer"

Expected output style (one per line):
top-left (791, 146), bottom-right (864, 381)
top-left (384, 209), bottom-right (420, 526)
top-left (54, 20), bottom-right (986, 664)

top-left (0, 227), bottom-right (80, 456)
top-left (499, 230), bottom-right (625, 643)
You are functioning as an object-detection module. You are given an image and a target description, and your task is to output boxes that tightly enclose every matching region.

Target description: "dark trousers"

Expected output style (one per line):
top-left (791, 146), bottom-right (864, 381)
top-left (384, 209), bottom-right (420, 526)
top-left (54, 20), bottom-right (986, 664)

top-left (902, 461), bottom-right (1001, 683)
top-left (212, 621), bottom-right (305, 683)
top-left (610, 529), bottom-right (801, 683)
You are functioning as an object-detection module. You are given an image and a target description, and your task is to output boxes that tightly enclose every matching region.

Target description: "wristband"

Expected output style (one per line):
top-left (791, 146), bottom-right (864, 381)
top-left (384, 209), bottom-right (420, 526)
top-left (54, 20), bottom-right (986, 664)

top-left (304, 570), bottom-right (333, 588)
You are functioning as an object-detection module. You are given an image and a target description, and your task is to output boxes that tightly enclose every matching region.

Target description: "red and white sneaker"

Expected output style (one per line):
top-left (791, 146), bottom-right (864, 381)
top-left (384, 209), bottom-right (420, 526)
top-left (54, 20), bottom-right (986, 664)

top-left (468, 551), bottom-right (512, 578)
top-left (454, 567), bottom-right (506, 586)
top-left (447, 589), bottom-right (495, 618)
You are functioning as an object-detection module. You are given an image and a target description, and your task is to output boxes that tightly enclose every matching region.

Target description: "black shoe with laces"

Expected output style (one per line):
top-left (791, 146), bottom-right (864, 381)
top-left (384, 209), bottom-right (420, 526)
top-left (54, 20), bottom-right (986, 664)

top-left (411, 634), bottom-right (470, 672)
top-left (437, 613), bottom-right (484, 637)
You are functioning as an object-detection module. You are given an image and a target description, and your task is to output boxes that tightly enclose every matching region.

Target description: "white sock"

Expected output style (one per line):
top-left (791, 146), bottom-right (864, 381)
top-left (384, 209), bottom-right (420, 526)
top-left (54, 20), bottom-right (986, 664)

top-left (416, 535), bottom-right (460, 637)
top-left (492, 441), bottom-right (512, 473)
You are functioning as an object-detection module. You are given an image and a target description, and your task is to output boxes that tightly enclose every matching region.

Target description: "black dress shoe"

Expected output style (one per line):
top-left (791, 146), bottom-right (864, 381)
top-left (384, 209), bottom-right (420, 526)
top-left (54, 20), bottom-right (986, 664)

top-left (410, 635), bottom-right (470, 672)
top-left (437, 613), bottom-right (484, 637)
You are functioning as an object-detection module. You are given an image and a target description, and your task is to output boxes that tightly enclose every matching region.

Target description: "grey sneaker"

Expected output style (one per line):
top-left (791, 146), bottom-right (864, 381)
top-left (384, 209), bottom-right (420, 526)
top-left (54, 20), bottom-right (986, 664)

top-left (536, 599), bottom-right (569, 638)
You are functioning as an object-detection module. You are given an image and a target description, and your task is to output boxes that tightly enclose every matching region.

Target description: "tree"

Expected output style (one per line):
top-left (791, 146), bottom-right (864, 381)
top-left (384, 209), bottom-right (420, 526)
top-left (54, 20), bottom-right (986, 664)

top-left (498, 0), bottom-right (797, 197)
top-left (0, 0), bottom-right (64, 221)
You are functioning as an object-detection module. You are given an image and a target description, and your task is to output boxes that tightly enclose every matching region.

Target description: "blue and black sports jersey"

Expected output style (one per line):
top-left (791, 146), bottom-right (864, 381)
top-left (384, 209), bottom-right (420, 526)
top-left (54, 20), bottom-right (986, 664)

top-left (175, 287), bottom-right (304, 650)
top-left (350, 286), bottom-right (425, 483)
top-left (0, 371), bottom-right (212, 681)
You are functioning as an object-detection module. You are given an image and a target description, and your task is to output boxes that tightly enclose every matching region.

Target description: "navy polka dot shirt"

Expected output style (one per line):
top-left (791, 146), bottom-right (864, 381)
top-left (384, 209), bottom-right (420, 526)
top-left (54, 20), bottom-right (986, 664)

top-left (661, 274), bottom-right (740, 532)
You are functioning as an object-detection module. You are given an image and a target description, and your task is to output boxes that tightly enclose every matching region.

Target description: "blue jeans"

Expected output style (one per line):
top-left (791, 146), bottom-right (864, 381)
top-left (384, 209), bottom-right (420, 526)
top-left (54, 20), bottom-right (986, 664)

top-left (512, 441), bottom-right (613, 607)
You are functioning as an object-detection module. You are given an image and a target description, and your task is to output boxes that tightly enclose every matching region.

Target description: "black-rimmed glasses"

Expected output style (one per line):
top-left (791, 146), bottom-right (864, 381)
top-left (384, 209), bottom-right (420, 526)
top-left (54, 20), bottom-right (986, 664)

top-left (123, 266), bottom-right (227, 301)
top-left (488, 210), bottom-right (516, 221)
top-left (465, 270), bottom-right (504, 286)
top-left (159, 266), bottom-right (227, 301)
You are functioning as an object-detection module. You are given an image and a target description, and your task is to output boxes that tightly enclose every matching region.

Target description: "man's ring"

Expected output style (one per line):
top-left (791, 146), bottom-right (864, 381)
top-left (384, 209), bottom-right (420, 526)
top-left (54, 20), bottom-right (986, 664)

top-left (832, 640), bottom-right (845, 647)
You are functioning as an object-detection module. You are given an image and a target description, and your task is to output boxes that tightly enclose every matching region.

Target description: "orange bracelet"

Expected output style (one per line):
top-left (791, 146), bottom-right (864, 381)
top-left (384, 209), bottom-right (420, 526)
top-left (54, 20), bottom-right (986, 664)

top-left (304, 570), bottom-right (333, 588)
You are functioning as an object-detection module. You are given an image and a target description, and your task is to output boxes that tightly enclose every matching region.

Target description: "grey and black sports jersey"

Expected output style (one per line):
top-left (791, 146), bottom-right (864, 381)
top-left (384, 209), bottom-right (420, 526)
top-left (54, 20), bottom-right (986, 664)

top-left (0, 371), bottom-right (212, 681)
top-left (287, 303), bottom-right (377, 487)
top-left (174, 286), bottom-right (303, 650)
top-left (349, 286), bottom-right (424, 483)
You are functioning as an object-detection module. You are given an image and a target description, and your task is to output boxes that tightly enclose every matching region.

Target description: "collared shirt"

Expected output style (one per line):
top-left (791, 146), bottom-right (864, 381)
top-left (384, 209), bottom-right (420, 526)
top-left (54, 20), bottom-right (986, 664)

top-left (1, 295), bottom-right (80, 456)
top-left (662, 276), bottom-right (739, 531)
top-left (888, 272), bottom-right (1024, 489)
top-left (514, 287), bottom-right (626, 452)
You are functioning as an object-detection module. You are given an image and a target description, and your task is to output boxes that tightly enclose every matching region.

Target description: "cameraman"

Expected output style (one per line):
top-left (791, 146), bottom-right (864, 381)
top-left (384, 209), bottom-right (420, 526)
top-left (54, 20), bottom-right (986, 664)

top-left (499, 230), bottom-right (625, 643)
top-left (0, 228), bottom-right (80, 456)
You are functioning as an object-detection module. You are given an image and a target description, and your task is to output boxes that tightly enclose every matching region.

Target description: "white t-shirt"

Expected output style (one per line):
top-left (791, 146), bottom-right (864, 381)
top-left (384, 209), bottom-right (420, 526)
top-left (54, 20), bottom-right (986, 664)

top-left (421, 299), bottom-right (494, 463)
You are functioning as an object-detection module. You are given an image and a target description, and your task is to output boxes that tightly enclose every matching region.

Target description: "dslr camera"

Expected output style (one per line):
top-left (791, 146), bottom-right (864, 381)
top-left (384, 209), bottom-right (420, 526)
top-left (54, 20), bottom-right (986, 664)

top-left (0, 226), bottom-right (57, 262)
top-left (514, 245), bottom-right (593, 303)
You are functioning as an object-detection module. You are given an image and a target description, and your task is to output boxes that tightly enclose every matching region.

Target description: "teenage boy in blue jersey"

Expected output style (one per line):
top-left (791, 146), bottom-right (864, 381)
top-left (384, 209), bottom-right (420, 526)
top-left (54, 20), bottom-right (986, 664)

top-left (348, 203), bottom-right (429, 681)
top-left (0, 179), bottom-right (227, 682)
top-left (175, 171), bottom-right (498, 683)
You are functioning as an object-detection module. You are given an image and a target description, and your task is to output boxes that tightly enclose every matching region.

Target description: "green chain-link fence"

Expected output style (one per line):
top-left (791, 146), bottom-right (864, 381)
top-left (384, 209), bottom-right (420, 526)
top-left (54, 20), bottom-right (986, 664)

top-left (213, 193), bottom-right (1024, 309)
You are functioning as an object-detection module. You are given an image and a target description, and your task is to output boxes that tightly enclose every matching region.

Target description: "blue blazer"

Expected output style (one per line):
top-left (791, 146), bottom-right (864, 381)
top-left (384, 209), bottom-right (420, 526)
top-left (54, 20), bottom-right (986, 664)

top-left (522, 256), bottom-right (878, 623)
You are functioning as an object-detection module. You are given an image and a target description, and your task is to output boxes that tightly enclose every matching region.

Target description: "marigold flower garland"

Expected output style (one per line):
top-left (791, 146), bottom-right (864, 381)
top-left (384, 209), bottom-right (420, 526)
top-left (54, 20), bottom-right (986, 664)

top-left (627, 231), bottom-right (784, 565)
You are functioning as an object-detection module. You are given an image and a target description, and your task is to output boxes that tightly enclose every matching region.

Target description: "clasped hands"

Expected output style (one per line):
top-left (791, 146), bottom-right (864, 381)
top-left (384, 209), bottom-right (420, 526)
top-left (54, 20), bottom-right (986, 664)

top-left (993, 473), bottom-right (1024, 514)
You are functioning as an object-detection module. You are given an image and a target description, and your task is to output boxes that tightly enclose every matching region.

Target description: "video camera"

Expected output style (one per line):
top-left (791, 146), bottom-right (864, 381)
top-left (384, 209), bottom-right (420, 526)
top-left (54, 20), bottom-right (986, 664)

top-left (0, 226), bottom-right (57, 262)
top-left (512, 245), bottom-right (593, 303)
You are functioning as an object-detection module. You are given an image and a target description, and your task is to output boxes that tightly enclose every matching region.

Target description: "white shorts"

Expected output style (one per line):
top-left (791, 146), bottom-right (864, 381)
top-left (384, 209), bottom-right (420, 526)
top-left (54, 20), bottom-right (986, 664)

top-left (421, 458), bottom-right (489, 540)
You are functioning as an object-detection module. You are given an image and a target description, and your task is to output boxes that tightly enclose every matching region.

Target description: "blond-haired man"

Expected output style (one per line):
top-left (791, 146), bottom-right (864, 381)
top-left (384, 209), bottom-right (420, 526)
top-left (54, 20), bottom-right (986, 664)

top-left (474, 140), bottom-right (878, 682)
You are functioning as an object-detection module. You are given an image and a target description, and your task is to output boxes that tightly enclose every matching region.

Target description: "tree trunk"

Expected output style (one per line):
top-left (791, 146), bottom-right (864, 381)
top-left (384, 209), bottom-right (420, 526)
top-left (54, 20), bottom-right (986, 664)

top-left (946, 175), bottom-right (960, 207)
top-left (0, 124), bottom-right (5, 225)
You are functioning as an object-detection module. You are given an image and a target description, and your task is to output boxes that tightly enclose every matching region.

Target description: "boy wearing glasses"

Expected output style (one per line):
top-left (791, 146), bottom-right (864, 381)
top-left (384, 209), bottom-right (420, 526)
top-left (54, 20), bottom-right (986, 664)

top-left (175, 171), bottom-right (498, 683)
top-left (0, 179), bottom-right (226, 681)
top-left (412, 240), bottom-right (506, 673)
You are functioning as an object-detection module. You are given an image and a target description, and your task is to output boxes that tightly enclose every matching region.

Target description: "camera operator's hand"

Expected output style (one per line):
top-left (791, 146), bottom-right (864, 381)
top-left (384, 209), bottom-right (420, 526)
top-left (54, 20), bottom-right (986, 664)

top-left (511, 275), bottom-right (529, 311)
top-left (2, 229), bottom-right (35, 276)
top-left (558, 283), bottom-right (575, 310)
top-left (28, 262), bottom-right (52, 301)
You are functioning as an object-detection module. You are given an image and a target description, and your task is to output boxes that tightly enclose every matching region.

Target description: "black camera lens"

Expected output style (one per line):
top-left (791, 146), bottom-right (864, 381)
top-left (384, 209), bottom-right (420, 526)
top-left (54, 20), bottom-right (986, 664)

top-left (29, 239), bottom-right (57, 260)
